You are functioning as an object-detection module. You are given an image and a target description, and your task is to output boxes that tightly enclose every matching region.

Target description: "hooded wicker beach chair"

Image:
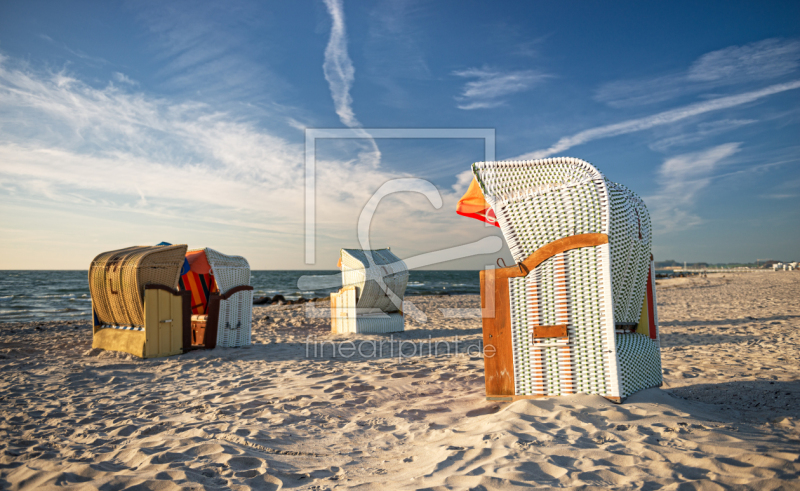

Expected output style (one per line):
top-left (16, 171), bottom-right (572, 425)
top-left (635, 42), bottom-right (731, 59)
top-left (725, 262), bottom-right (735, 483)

top-left (185, 248), bottom-right (254, 349)
top-left (89, 245), bottom-right (253, 358)
top-left (89, 245), bottom-right (190, 359)
top-left (330, 248), bottom-right (408, 334)
top-left (457, 157), bottom-right (661, 403)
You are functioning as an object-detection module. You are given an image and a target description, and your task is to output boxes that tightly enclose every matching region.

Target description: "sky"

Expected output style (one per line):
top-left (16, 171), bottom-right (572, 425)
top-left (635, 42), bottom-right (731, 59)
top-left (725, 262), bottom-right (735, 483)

top-left (0, 0), bottom-right (798, 270)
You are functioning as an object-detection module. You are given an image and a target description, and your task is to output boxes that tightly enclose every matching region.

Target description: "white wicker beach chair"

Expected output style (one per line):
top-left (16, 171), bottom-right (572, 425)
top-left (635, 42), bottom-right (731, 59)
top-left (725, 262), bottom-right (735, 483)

top-left (197, 247), bottom-right (253, 348)
top-left (461, 157), bottom-right (661, 402)
top-left (330, 248), bottom-right (408, 334)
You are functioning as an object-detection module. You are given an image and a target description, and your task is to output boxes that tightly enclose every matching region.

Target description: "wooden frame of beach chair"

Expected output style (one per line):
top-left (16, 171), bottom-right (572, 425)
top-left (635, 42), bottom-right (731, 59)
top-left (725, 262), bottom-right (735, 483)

top-left (184, 248), bottom-right (254, 349)
top-left (330, 249), bottom-right (407, 334)
top-left (188, 285), bottom-right (255, 349)
top-left (467, 158), bottom-right (662, 403)
top-left (89, 245), bottom-right (190, 359)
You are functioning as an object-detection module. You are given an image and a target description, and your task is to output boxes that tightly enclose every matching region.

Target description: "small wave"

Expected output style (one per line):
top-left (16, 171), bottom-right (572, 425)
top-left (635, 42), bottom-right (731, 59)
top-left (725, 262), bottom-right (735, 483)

top-left (9, 308), bottom-right (76, 314)
top-left (0, 295), bottom-right (13, 300)
top-left (0, 309), bottom-right (31, 315)
top-left (0, 306), bottom-right (38, 311)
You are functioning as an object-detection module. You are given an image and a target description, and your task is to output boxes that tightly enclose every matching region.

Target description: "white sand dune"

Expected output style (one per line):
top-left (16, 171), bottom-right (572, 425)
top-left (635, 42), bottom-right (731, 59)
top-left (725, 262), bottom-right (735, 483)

top-left (1, 271), bottom-right (799, 489)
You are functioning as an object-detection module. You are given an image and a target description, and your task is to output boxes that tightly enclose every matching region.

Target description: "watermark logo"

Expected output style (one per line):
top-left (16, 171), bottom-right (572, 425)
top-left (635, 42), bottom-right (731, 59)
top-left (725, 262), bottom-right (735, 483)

top-left (305, 335), bottom-right (496, 360)
top-left (299, 128), bottom-right (502, 321)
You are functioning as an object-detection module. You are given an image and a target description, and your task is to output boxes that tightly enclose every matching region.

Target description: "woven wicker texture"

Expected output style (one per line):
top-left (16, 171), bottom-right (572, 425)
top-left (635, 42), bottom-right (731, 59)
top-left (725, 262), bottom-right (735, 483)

top-left (606, 181), bottom-right (652, 323)
top-left (473, 158), bottom-right (607, 262)
top-left (353, 313), bottom-right (404, 334)
top-left (337, 313), bottom-right (404, 334)
top-left (340, 249), bottom-right (408, 313)
top-left (616, 333), bottom-right (662, 397)
top-left (471, 157), bottom-right (661, 399)
top-left (200, 248), bottom-right (253, 348)
top-left (89, 245), bottom-right (187, 327)
top-left (509, 248), bottom-right (610, 396)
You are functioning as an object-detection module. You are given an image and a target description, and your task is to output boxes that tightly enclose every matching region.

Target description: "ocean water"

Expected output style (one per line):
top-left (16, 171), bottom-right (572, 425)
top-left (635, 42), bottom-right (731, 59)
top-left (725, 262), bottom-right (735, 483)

top-left (0, 270), bottom-right (481, 323)
top-left (0, 271), bottom-right (92, 324)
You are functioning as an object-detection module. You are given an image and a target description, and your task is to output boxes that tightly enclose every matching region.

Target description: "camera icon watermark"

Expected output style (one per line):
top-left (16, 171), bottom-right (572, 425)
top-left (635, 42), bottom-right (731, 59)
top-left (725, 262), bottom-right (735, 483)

top-left (304, 127), bottom-right (497, 264)
top-left (300, 128), bottom-right (501, 321)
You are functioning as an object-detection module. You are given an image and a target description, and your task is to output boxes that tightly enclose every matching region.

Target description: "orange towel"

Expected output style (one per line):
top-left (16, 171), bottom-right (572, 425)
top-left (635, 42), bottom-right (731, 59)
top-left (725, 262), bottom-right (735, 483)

top-left (185, 250), bottom-right (212, 274)
top-left (179, 270), bottom-right (218, 315)
top-left (456, 177), bottom-right (499, 227)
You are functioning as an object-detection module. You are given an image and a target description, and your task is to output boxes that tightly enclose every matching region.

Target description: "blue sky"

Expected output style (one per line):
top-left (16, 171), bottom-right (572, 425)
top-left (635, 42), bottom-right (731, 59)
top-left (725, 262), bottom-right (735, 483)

top-left (0, 0), bottom-right (798, 269)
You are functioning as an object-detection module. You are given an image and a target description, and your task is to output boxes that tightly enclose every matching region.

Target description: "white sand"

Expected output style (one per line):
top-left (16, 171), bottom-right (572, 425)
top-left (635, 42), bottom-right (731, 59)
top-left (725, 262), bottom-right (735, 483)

top-left (1, 271), bottom-right (799, 490)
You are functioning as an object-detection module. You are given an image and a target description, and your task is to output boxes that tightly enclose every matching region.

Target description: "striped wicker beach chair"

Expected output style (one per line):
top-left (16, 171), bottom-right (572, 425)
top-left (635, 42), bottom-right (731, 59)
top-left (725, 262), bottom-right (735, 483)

top-left (182, 248), bottom-right (254, 349)
top-left (330, 248), bottom-right (408, 334)
top-left (458, 157), bottom-right (661, 403)
top-left (89, 245), bottom-right (190, 359)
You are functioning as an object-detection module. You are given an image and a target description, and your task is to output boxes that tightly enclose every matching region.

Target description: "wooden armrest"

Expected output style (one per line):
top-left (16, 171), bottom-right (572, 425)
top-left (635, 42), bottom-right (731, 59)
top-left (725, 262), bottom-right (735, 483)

top-left (219, 285), bottom-right (254, 301)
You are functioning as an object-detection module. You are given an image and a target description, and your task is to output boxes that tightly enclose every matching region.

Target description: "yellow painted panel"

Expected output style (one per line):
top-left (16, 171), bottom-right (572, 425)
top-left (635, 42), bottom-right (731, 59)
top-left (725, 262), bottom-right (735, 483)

top-left (145, 289), bottom-right (159, 357)
top-left (171, 294), bottom-right (183, 352)
top-left (330, 292), bottom-right (339, 333)
top-left (636, 292), bottom-right (649, 336)
top-left (93, 328), bottom-right (146, 358)
top-left (142, 289), bottom-right (184, 358)
top-left (158, 290), bottom-right (171, 356)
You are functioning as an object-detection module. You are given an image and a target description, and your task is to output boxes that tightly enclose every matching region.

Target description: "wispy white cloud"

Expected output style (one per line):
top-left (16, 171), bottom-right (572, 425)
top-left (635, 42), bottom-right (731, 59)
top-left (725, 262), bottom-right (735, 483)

top-left (112, 72), bottom-right (138, 86)
top-left (0, 57), bottom-right (305, 227)
top-left (322, 0), bottom-right (358, 127)
top-left (38, 33), bottom-right (110, 66)
top-left (0, 56), bottom-right (494, 268)
top-left (688, 39), bottom-right (800, 82)
top-left (321, 0), bottom-right (381, 168)
top-left (646, 143), bottom-right (741, 232)
top-left (453, 67), bottom-right (550, 110)
top-left (595, 38), bottom-right (800, 108)
top-left (286, 117), bottom-right (307, 131)
top-left (762, 193), bottom-right (799, 199)
top-left (649, 118), bottom-right (757, 152)
top-left (759, 175), bottom-right (800, 200)
top-left (131, 1), bottom-right (285, 104)
top-left (515, 80), bottom-right (800, 160)
top-left (594, 74), bottom-right (686, 109)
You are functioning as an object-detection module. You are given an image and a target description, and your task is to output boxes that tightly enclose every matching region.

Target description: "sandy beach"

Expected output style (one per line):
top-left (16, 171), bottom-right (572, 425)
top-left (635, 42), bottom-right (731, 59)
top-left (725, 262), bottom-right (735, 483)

top-left (1, 271), bottom-right (799, 490)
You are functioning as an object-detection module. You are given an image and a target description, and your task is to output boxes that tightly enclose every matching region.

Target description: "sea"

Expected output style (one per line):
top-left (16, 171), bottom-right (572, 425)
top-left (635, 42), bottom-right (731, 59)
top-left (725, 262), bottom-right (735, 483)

top-left (0, 269), bottom-right (687, 324)
top-left (0, 270), bottom-right (482, 323)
